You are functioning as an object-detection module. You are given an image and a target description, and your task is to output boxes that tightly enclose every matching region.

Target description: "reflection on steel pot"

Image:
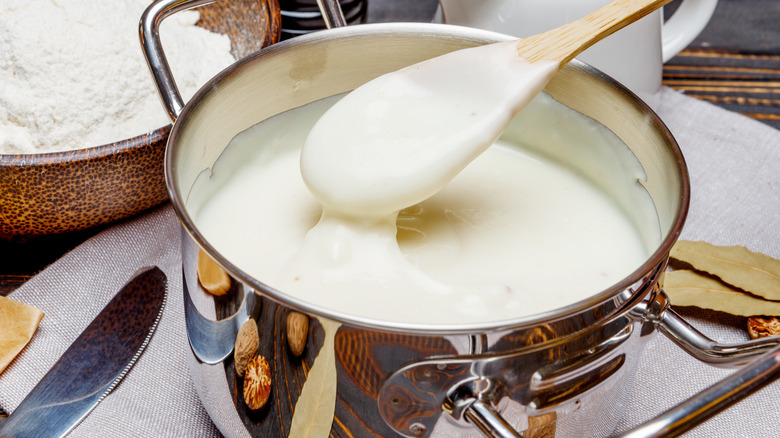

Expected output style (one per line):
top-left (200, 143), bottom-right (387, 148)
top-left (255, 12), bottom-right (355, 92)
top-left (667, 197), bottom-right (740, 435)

top-left (141, 0), bottom-right (780, 436)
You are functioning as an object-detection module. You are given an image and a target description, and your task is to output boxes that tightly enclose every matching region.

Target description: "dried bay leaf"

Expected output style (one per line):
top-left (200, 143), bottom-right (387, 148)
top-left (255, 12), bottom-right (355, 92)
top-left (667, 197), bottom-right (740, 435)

top-left (0, 296), bottom-right (44, 375)
top-left (670, 240), bottom-right (780, 301)
top-left (526, 412), bottom-right (557, 438)
top-left (288, 317), bottom-right (341, 438)
top-left (664, 270), bottom-right (780, 317)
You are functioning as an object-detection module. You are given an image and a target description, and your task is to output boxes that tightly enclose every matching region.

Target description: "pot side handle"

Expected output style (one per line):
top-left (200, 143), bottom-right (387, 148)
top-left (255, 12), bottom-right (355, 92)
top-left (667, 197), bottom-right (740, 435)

top-left (453, 350), bottom-right (780, 438)
top-left (641, 287), bottom-right (780, 368)
top-left (614, 343), bottom-right (780, 437)
top-left (612, 287), bottom-right (780, 437)
top-left (140, 0), bottom-right (219, 122)
top-left (140, 0), bottom-right (345, 123)
top-left (316, 0), bottom-right (348, 28)
top-left (453, 288), bottom-right (780, 438)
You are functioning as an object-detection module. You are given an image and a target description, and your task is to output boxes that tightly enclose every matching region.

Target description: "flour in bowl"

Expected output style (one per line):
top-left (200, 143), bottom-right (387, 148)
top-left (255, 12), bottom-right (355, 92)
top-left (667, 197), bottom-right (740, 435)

top-left (0, 0), bottom-right (235, 154)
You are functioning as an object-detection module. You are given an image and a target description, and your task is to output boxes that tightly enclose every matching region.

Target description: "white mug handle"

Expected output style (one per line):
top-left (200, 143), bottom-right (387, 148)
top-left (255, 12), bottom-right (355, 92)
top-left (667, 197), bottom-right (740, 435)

top-left (662, 0), bottom-right (718, 62)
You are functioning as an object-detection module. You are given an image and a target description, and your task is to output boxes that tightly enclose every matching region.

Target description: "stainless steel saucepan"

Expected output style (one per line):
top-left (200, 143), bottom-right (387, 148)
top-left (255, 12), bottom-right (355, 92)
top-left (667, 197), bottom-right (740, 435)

top-left (141, 0), bottom-right (780, 436)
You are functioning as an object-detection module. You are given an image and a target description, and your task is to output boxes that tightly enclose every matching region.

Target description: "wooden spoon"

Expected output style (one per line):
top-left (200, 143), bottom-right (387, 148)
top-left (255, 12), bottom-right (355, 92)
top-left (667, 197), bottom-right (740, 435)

top-left (301, 0), bottom-right (675, 216)
top-left (518, 0), bottom-right (673, 65)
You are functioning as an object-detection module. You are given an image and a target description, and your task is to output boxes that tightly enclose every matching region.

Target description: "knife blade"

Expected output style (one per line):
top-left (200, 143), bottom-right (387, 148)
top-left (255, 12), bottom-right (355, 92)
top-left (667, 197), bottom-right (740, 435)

top-left (0, 266), bottom-right (167, 438)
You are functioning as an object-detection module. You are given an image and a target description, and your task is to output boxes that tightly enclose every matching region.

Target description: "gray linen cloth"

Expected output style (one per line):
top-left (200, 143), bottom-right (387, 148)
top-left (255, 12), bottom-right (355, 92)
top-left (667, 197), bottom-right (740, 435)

top-left (0, 87), bottom-right (778, 437)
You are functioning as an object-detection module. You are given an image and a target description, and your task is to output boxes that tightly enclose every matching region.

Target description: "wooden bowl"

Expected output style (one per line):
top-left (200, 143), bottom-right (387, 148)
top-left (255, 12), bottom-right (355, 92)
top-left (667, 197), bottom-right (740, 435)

top-left (0, 0), bottom-right (280, 237)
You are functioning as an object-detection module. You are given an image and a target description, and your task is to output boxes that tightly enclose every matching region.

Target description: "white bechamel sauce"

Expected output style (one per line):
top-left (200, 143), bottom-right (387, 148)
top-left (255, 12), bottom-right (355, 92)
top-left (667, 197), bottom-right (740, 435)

top-left (192, 94), bottom-right (657, 325)
top-left (300, 40), bottom-right (559, 216)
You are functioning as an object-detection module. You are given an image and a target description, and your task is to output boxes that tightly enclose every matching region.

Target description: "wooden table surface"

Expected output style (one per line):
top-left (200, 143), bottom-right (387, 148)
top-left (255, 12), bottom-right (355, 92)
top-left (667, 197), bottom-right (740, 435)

top-left (1, 0), bottom-right (778, 297)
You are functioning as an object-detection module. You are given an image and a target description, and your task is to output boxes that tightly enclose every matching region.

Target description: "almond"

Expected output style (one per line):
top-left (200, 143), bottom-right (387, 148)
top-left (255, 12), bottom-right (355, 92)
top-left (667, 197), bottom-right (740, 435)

top-left (197, 248), bottom-right (231, 296)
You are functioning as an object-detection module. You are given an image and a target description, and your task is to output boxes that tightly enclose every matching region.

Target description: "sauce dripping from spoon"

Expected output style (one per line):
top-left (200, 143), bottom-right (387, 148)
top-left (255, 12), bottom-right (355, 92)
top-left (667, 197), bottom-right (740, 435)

top-left (301, 42), bottom-right (557, 216)
top-left (302, 0), bottom-right (673, 215)
top-left (280, 0), bottom-right (672, 319)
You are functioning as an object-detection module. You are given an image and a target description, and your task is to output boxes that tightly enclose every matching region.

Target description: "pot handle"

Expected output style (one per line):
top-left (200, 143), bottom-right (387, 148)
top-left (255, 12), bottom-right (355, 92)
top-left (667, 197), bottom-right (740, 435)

top-left (452, 346), bottom-right (780, 438)
top-left (639, 287), bottom-right (780, 367)
top-left (316, 0), bottom-right (347, 29)
top-left (140, 0), bottom-right (346, 122)
top-left (449, 288), bottom-right (780, 438)
top-left (615, 343), bottom-right (780, 437)
top-left (609, 287), bottom-right (780, 436)
top-left (140, 0), bottom-right (215, 122)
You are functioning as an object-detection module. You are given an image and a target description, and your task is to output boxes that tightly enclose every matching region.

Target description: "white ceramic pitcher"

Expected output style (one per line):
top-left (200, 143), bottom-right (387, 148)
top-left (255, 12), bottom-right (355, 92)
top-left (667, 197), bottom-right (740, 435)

top-left (438, 0), bottom-right (718, 108)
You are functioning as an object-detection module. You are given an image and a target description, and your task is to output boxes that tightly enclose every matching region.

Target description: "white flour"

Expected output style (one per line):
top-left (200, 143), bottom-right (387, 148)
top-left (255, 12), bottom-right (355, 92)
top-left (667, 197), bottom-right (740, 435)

top-left (0, 0), bottom-right (235, 154)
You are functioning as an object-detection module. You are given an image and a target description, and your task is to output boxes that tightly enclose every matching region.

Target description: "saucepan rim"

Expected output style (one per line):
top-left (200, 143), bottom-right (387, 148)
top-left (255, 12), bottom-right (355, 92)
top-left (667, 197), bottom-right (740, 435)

top-left (165, 22), bottom-right (690, 335)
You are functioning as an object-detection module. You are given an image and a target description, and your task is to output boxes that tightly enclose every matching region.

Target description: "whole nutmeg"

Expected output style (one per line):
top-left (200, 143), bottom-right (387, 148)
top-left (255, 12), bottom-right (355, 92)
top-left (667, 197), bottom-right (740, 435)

top-left (234, 319), bottom-right (259, 377)
top-left (747, 316), bottom-right (780, 339)
top-left (286, 311), bottom-right (308, 357)
top-left (244, 355), bottom-right (272, 411)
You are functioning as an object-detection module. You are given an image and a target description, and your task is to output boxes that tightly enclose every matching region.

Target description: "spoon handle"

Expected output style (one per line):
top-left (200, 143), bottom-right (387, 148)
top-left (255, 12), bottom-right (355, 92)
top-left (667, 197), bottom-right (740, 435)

top-left (517, 0), bottom-right (673, 66)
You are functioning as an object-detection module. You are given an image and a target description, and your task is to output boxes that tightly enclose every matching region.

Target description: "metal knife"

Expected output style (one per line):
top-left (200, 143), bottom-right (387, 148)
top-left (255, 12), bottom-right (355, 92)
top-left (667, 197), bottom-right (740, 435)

top-left (0, 266), bottom-right (167, 438)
